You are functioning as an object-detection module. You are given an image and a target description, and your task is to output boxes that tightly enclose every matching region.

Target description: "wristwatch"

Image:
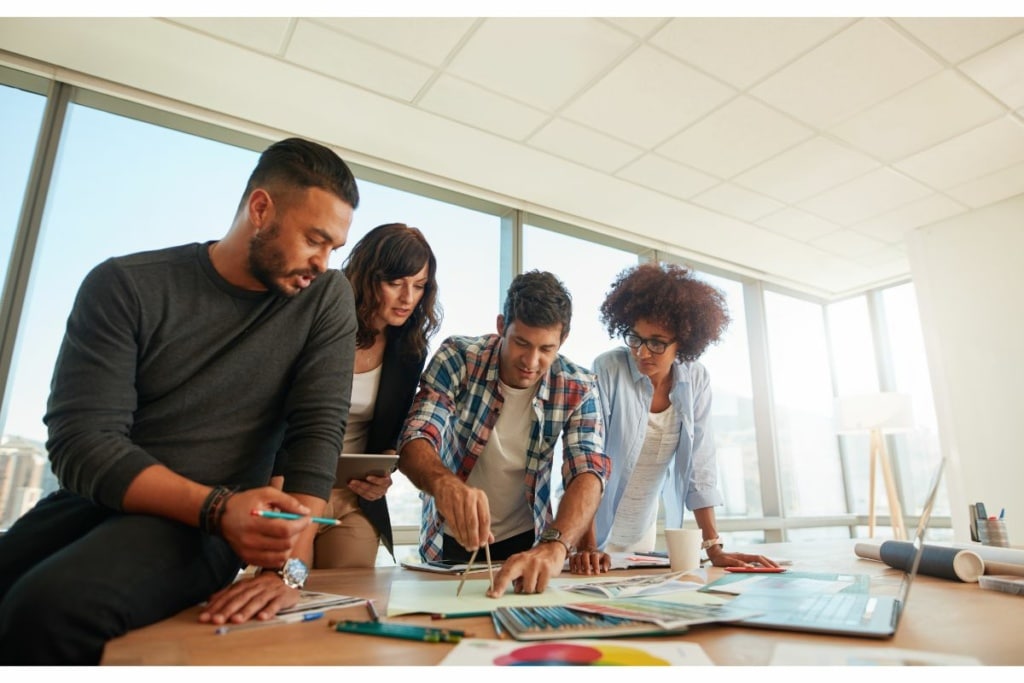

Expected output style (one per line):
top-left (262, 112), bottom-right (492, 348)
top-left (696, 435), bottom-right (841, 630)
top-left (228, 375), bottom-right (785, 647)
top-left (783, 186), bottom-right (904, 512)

top-left (701, 537), bottom-right (724, 551)
top-left (538, 527), bottom-right (575, 555)
top-left (262, 557), bottom-right (308, 589)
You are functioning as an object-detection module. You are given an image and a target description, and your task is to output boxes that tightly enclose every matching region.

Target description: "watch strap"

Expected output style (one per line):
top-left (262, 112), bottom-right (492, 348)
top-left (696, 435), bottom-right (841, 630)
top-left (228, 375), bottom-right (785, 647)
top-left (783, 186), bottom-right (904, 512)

top-left (701, 537), bottom-right (723, 550)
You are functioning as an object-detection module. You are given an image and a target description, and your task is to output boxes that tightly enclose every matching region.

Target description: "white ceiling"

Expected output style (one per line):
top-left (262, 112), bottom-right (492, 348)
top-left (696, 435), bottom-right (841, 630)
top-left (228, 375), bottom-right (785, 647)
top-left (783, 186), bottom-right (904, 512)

top-left (2, 16), bottom-right (1024, 298)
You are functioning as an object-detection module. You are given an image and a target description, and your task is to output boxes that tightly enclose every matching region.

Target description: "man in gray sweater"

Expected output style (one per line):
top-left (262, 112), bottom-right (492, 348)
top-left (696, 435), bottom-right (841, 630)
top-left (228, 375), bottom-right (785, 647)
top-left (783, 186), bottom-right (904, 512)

top-left (0, 137), bottom-right (359, 664)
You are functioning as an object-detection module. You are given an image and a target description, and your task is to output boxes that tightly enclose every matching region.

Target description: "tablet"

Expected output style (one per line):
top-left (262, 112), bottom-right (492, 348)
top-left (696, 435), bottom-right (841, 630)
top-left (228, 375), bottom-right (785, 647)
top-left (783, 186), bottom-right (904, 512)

top-left (335, 453), bottom-right (399, 484)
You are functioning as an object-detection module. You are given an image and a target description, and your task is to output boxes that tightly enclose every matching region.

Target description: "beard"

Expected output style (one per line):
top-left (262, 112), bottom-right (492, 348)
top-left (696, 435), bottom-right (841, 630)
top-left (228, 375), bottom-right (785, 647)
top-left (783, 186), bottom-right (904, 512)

top-left (248, 222), bottom-right (318, 297)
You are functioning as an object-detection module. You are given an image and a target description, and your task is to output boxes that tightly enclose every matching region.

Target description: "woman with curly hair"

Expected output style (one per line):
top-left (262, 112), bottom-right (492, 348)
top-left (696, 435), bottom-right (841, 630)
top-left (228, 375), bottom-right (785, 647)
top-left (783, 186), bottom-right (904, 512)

top-left (279, 223), bottom-right (442, 568)
top-left (570, 262), bottom-right (777, 573)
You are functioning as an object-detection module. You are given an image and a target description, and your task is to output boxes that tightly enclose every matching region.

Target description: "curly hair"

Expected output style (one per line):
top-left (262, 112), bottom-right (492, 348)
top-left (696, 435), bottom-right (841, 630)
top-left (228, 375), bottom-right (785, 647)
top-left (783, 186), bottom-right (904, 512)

top-left (599, 263), bottom-right (729, 363)
top-left (342, 223), bottom-right (442, 361)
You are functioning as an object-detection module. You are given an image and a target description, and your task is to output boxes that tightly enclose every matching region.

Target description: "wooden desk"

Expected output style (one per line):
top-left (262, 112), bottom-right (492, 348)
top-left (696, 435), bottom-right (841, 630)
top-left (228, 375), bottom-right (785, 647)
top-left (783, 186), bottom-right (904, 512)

top-left (102, 541), bottom-right (1024, 665)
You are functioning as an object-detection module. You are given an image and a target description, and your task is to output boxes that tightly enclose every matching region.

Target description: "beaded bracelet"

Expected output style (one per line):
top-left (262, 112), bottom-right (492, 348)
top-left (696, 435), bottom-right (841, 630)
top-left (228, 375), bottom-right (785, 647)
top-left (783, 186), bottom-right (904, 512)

top-left (199, 485), bottom-right (237, 536)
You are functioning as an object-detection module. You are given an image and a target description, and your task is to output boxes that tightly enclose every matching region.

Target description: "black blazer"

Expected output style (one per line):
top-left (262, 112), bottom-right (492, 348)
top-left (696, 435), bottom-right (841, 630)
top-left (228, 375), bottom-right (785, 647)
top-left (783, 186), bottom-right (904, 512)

top-left (358, 325), bottom-right (427, 557)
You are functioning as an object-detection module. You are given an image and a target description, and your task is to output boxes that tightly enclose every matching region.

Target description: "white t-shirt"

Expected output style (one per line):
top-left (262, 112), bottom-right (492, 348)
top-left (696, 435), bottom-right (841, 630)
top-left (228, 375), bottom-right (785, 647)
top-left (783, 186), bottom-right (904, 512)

top-left (461, 379), bottom-right (537, 542)
top-left (342, 363), bottom-right (382, 454)
top-left (606, 406), bottom-right (679, 552)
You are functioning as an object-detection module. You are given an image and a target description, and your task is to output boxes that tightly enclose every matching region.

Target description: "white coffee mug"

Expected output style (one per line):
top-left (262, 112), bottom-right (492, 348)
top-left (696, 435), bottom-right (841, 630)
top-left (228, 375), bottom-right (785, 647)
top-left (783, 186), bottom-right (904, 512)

top-left (664, 528), bottom-right (702, 572)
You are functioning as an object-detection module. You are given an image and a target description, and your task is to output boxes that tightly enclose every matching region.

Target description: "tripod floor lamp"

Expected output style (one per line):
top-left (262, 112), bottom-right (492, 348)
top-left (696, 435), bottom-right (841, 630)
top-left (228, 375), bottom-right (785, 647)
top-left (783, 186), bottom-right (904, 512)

top-left (835, 392), bottom-right (914, 541)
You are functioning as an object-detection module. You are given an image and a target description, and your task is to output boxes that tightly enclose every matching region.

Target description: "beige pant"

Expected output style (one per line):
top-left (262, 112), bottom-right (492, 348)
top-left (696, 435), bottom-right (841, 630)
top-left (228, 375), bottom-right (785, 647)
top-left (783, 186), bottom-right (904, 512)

top-left (313, 488), bottom-right (380, 568)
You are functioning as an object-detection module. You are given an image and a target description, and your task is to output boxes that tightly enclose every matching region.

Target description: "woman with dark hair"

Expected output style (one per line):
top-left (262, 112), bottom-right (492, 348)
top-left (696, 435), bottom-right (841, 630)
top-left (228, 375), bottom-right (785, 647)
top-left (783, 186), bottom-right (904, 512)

top-left (570, 262), bottom-right (776, 573)
top-left (314, 222), bottom-right (441, 567)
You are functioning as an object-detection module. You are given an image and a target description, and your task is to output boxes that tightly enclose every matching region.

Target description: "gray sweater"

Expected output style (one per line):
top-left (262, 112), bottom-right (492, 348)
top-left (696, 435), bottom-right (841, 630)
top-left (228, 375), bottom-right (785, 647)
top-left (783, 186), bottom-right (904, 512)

top-left (44, 242), bottom-right (355, 510)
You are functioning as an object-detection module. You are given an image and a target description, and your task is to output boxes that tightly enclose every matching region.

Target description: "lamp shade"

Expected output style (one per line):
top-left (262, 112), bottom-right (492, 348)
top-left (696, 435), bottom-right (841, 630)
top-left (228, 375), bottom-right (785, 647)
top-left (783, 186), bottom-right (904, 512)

top-left (834, 392), bottom-right (914, 434)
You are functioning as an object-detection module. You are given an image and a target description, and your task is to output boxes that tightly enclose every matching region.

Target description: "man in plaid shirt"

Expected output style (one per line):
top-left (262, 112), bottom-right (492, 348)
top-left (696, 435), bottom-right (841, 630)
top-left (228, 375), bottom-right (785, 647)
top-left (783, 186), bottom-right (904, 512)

top-left (398, 270), bottom-right (609, 597)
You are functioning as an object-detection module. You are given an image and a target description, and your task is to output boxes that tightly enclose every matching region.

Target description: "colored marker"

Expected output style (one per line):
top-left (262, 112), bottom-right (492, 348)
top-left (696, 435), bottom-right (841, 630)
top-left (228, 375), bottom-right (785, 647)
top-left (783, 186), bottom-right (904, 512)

top-left (215, 611), bottom-right (324, 635)
top-left (252, 510), bottom-right (340, 526)
top-left (1000, 508), bottom-right (1005, 519)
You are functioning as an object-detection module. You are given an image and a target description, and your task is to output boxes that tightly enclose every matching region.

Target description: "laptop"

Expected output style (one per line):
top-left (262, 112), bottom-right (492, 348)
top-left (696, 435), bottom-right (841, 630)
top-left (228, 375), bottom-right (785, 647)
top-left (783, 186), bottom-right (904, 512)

top-left (722, 458), bottom-right (946, 639)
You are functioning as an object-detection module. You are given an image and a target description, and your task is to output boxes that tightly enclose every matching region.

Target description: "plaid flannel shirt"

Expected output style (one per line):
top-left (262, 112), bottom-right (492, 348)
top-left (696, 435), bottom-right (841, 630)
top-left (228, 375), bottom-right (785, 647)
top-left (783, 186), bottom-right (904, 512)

top-left (398, 333), bottom-right (608, 561)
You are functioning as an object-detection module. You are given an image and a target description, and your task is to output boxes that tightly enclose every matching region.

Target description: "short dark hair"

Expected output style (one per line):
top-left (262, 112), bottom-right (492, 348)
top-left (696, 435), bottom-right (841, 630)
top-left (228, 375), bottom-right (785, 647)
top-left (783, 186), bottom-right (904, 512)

top-left (240, 137), bottom-right (359, 212)
top-left (503, 270), bottom-right (572, 340)
top-left (600, 262), bottom-right (729, 363)
top-left (342, 223), bottom-right (442, 361)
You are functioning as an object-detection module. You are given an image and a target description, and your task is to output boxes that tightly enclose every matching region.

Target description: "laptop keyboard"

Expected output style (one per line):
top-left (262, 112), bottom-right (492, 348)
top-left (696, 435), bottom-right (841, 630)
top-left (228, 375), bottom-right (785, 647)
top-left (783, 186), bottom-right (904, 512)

top-left (790, 593), bottom-right (870, 626)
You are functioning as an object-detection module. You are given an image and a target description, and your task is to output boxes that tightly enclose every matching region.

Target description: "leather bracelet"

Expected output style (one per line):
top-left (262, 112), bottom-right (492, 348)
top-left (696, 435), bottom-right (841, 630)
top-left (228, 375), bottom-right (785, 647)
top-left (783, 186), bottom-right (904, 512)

top-left (199, 485), bottom-right (237, 536)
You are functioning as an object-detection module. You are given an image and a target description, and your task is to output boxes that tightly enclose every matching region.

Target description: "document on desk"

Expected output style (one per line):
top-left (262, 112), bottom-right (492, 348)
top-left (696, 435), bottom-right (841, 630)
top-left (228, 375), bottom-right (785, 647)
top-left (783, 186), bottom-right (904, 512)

top-left (439, 637), bottom-right (713, 666)
top-left (561, 569), bottom-right (706, 598)
top-left (769, 642), bottom-right (980, 666)
top-left (387, 578), bottom-right (614, 617)
top-left (277, 591), bottom-right (367, 615)
top-left (702, 571), bottom-right (866, 596)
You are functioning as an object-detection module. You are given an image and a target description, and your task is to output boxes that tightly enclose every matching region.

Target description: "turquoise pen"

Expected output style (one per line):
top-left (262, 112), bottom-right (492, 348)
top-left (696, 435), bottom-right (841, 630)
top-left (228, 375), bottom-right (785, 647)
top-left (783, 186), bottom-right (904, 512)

top-left (252, 509), bottom-right (340, 526)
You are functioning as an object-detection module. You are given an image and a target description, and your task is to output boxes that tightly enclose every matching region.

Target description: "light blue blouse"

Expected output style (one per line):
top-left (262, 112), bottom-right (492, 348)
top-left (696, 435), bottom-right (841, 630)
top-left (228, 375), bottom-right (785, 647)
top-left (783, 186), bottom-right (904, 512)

top-left (591, 347), bottom-right (723, 550)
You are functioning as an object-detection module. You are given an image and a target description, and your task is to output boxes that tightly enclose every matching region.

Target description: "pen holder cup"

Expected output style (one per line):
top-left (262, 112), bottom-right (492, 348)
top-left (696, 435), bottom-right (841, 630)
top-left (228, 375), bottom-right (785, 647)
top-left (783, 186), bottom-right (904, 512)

top-left (976, 519), bottom-right (1010, 547)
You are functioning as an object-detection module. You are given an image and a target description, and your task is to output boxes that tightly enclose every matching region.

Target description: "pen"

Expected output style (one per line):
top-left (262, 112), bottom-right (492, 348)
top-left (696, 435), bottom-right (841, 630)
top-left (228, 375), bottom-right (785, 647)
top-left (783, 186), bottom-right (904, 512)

top-left (214, 610), bottom-right (324, 635)
top-left (430, 611), bottom-right (491, 620)
top-left (365, 599), bottom-right (380, 623)
top-left (1000, 508), bottom-right (1005, 519)
top-left (252, 510), bottom-right (341, 526)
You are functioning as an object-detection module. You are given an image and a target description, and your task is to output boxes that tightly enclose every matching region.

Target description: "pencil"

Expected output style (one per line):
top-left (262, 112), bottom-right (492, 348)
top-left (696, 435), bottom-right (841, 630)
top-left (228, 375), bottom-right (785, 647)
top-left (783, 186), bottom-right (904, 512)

top-left (252, 510), bottom-right (340, 526)
top-left (455, 548), bottom-right (479, 597)
top-left (214, 611), bottom-right (324, 635)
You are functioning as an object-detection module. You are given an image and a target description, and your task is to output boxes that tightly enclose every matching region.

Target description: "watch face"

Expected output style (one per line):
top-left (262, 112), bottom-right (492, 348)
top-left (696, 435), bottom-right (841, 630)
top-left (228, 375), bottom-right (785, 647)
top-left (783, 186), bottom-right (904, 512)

top-left (282, 557), bottom-right (309, 588)
top-left (540, 528), bottom-right (561, 542)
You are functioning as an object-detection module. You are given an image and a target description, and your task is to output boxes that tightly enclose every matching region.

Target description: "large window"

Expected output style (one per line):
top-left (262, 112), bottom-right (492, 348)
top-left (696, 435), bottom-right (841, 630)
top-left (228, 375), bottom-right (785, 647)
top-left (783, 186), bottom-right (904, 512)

top-left (0, 101), bottom-right (258, 529)
top-left (521, 223), bottom-right (640, 506)
top-left (764, 291), bottom-right (845, 518)
top-left (882, 283), bottom-right (947, 519)
top-left (0, 80), bottom-right (45, 297)
top-left (342, 178), bottom-right (504, 530)
top-left (0, 64), bottom-right (952, 548)
top-left (692, 270), bottom-right (763, 520)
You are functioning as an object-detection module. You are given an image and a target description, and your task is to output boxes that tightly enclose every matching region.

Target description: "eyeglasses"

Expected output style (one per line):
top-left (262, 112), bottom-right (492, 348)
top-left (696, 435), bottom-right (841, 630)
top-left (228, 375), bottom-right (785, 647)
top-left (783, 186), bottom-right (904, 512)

top-left (623, 332), bottom-right (674, 355)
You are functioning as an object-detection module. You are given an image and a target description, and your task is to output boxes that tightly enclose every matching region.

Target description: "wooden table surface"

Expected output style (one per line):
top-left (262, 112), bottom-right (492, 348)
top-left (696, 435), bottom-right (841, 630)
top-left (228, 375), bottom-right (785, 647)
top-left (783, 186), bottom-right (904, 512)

top-left (101, 540), bottom-right (1024, 666)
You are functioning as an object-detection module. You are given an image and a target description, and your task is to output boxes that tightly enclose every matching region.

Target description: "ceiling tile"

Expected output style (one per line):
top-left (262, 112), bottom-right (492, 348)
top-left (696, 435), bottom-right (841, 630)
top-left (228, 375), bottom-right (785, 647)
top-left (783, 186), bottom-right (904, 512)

top-left (312, 17), bottom-right (477, 66)
top-left (894, 17), bottom-right (1024, 64)
top-left (601, 17), bottom-right (667, 38)
top-left (851, 243), bottom-right (907, 268)
top-left (691, 183), bottom-right (786, 222)
top-left (166, 18), bottom-right (292, 54)
top-left (285, 20), bottom-right (434, 101)
top-left (945, 160), bottom-right (1024, 208)
top-left (418, 74), bottom-right (549, 141)
top-left (798, 168), bottom-right (934, 226)
top-left (446, 18), bottom-right (633, 111)
top-left (960, 31), bottom-right (1024, 111)
top-left (810, 228), bottom-right (888, 259)
top-left (650, 17), bottom-right (852, 89)
top-left (757, 207), bottom-right (842, 242)
top-left (895, 116), bottom-right (1024, 189)
top-left (562, 45), bottom-right (735, 148)
top-left (734, 136), bottom-right (879, 204)
top-left (751, 19), bottom-right (943, 128)
top-left (657, 96), bottom-right (813, 178)
top-left (830, 70), bottom-right (1005, 162)
top-left (528, 118), bottom-right (643, 174)
top-left (616, 154), bottom-right (719, 200)
top-left (850, 194), bottom-right (967, 243)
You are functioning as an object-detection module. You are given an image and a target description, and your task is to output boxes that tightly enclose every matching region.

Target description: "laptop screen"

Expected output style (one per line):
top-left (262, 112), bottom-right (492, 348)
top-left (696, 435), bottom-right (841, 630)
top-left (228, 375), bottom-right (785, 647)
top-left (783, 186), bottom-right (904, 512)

top-left (895, 457), bottom-right (946, 606)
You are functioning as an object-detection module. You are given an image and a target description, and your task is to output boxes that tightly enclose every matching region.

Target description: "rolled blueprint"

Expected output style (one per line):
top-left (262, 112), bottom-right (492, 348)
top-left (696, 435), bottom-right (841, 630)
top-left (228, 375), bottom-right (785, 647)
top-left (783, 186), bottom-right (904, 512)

top-left (855, 541), bottom-right (984, 582)
top-left (951, 543), bottom-right (1024, 577)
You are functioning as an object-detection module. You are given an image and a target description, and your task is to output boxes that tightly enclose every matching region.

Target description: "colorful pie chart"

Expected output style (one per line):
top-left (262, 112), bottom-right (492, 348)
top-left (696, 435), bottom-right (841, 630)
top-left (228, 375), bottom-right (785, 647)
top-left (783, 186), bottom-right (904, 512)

top-left (492, 642), bottom-right (671, 666)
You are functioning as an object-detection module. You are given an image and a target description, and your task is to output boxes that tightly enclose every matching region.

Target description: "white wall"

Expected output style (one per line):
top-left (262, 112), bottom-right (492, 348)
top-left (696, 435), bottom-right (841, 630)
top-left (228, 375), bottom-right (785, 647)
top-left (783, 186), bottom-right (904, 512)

top-left (907, 194), bottom-right (1024, 542)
